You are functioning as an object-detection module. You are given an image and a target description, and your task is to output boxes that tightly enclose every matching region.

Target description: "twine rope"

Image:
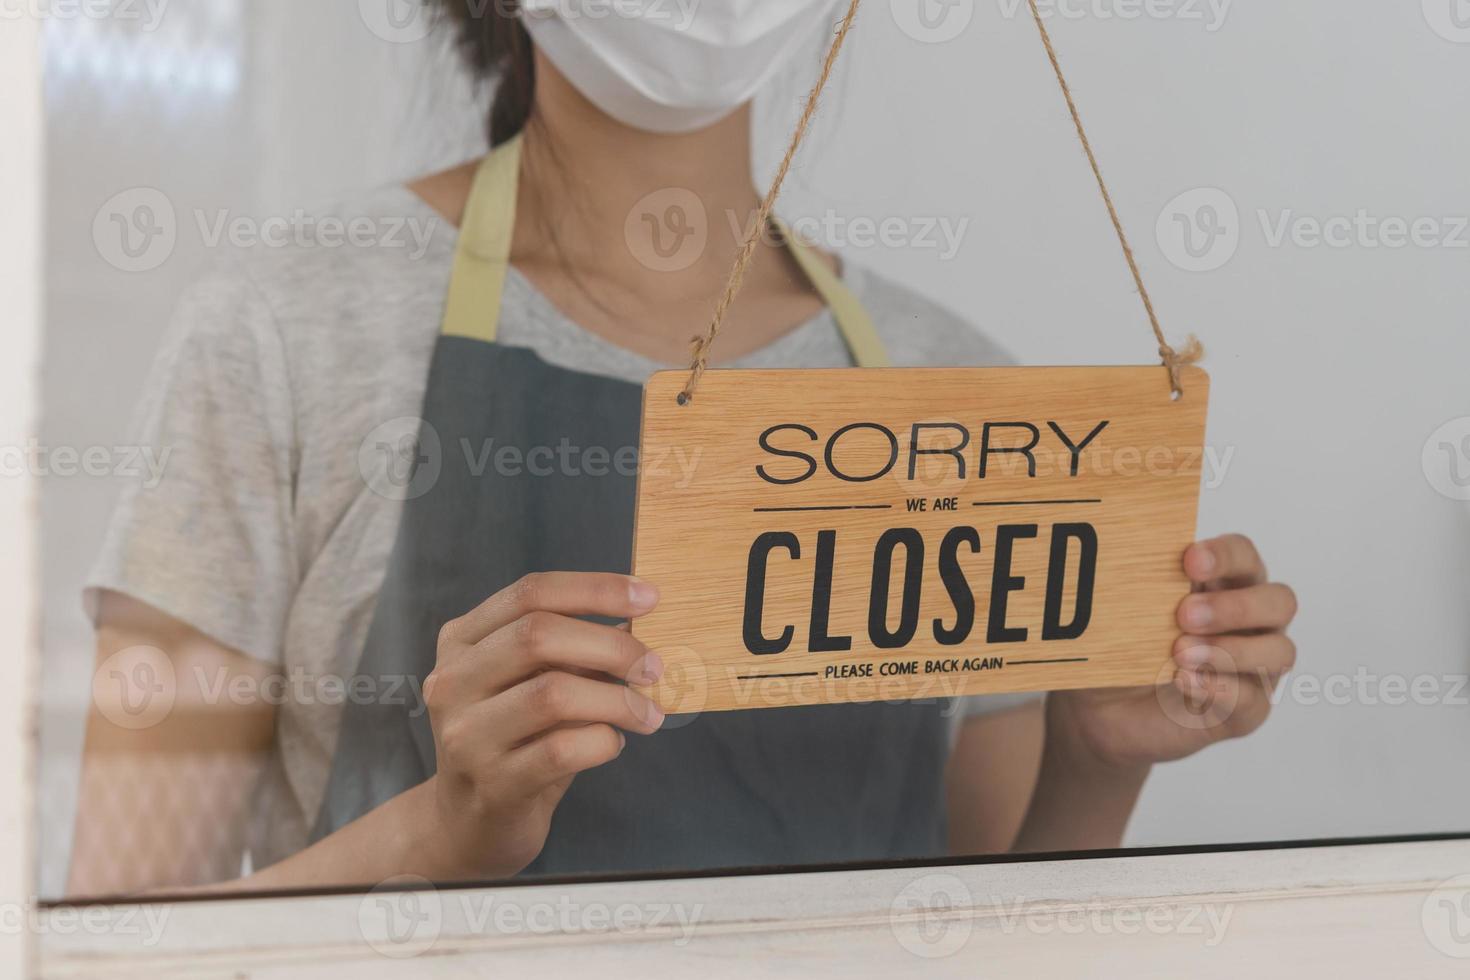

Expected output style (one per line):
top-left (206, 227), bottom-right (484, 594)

top-left (1024, 0), bottom-right (1201, 395)
top-left (677, 0), bottom-right (863, 406)
top-left (678, 0), bottom-right (1199, 404)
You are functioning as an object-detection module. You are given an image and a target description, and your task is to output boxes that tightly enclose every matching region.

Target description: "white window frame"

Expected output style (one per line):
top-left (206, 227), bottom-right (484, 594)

top-left (5, 10), bottom-right (1469, 979)
top-left (1, 8), bottom-right (43, 979)
top-left (32, 839), bottom-right (1470, 977)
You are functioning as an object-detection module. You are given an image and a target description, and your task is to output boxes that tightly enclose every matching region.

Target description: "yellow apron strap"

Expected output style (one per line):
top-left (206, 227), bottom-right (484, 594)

top-left (774, 218), bottom-right (891, 368)
top-left (441, 135), bottom-right (524, 343)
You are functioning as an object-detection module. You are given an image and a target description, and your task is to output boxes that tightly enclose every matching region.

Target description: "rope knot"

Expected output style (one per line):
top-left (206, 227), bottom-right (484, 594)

top-left (1159, 335), bottom-right (1204, 396)
top-left (679, 335), bottom-right (713, 406)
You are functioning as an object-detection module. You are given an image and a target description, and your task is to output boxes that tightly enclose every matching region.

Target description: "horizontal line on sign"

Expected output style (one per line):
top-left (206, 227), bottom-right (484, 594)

top-left (753, 505), bottom-right (894, 513)
top-left (972, 499), bottom-right (1103, 507)
top-left (735, 672), bottom-right (822, 680)
top-left (1008, 657), bottom-right (1092, 666)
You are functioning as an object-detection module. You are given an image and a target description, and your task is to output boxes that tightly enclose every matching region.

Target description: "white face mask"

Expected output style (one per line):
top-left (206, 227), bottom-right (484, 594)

top-left (520, 0), bottom-right (845, 134)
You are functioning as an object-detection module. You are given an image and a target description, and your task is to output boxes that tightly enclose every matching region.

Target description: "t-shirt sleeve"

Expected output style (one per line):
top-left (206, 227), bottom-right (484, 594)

top-left (84, 266), bottom-right (298, 666)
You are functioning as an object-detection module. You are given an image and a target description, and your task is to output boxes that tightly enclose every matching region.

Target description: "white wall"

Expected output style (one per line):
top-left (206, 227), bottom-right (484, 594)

top-left (37, 0), bottom-right (1470, 895)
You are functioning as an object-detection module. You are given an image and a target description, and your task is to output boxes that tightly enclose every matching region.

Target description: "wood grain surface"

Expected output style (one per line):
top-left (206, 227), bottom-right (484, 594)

top-left (631, 366), bottom-right (1210, 713)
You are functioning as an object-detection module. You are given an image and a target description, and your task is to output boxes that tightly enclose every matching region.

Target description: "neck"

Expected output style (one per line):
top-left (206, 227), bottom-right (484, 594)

top-left (514, 52), bottom-right (764, 294)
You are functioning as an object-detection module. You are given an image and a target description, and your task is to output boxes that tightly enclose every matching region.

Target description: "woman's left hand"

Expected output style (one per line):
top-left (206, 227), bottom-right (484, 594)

top-left (1046, 534), bottom-right (1299, 772)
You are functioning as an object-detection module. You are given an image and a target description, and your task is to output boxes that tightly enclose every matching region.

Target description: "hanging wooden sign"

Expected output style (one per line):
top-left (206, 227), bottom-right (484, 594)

top-left (630, 365), bottom-right (1210, 714)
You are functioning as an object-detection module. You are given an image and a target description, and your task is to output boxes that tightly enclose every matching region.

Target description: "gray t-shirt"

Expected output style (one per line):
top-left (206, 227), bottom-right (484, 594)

top-left (86, 185), bottom-right (1034, 870)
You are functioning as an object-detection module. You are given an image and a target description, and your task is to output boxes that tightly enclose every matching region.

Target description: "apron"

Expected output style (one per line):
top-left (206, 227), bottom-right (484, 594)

top-left (312, 136), bottom-right (952, 875)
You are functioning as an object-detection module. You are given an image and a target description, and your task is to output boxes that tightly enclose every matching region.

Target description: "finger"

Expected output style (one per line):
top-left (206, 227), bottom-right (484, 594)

top-left (509, 724), bottom-right (627, 790)
top-left (1178, 583), bottom-right (1298, 635)
top-left (494, 671), bottom-right (665, 746)
top-left (1173, 669), bottom-right (1272, 740)
top-left (1174, 632), bottom-right (1297, 680)
top-left (1184, 534), bottom-right (1267, 590)
top-left (428, 615), bottom-right (663, 713)
top-left (1162, 668), bottom-right (1242, 733)
top-left (443, 573), bottom-right (660, 645)
top-left (477, 613), bottom-right (664, 697)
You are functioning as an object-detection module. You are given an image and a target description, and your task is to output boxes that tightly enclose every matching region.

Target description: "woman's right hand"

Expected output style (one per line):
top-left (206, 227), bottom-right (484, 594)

top-left (420, 572), bottom-right (666, 879)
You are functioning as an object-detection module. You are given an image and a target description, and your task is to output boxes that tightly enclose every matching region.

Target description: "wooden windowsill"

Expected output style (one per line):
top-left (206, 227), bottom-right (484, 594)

top-left (38, 838), bottom-right (1470, 978)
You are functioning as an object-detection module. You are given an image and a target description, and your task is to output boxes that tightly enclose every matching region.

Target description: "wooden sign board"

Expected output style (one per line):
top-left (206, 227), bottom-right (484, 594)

top-left (631, 366), bottom-right (1210, 714)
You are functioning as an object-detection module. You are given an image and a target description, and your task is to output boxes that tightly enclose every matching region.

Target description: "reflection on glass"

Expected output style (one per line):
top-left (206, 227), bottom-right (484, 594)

top-left (36, 0), bottom-right (1469, 907)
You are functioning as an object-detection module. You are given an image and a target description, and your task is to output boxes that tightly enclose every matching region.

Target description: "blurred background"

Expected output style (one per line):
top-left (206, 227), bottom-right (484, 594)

top-left (37, 0), bottom-right (1470, 896)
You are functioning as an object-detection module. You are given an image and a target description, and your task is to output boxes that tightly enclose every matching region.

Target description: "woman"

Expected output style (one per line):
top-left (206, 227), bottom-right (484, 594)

top-left (69, 0), bottom-right (1298, 894)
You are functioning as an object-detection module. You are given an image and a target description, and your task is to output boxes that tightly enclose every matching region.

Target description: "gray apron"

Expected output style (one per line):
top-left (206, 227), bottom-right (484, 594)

top-left (312, 137), bottom-right (952, 875)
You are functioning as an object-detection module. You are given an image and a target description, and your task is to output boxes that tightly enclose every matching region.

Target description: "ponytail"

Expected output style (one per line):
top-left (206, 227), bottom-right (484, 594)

top-left (438, 0), bottom-right (537, 146)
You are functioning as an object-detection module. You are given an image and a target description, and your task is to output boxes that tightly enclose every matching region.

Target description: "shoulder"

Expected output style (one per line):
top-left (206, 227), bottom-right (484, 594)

top-left (843, 261), bottom-right (1016, 368)
top-left (163, 183), bottom-right (456, 375)
top-left (213, 184), bottom-right (455, 330)
top-left (152, 185), bottom-right (457, 449)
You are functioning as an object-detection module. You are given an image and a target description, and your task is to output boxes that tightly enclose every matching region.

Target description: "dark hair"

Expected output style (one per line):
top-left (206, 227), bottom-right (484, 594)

top-left (438, 1), bottom-right (537, 146)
